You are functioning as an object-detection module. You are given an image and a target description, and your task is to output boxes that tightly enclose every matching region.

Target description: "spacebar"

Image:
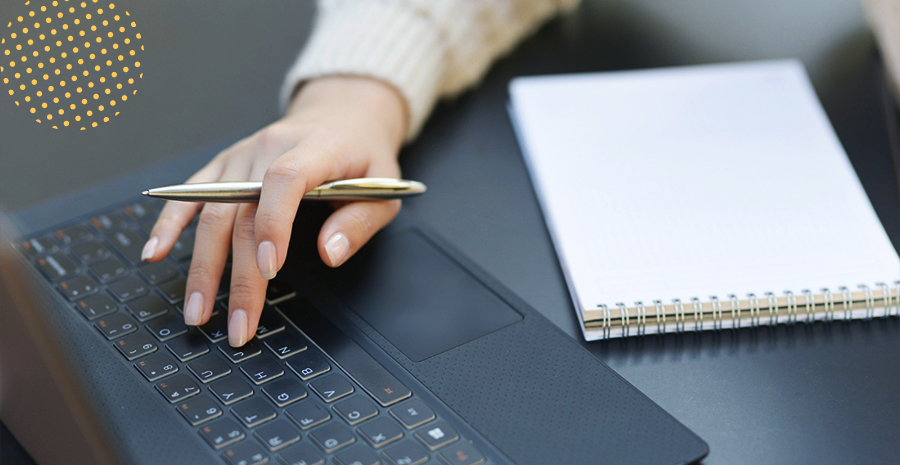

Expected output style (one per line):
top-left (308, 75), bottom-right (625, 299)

top-left (278, 300), bottom-right (411, 407)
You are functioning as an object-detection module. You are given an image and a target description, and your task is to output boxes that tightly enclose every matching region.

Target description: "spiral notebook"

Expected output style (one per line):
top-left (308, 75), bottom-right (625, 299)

top-left (508, 60), bottom-right (900, 340)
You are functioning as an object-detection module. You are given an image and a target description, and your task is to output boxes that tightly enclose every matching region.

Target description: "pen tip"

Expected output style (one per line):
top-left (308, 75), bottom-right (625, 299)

top-left (141, 190), bottom-right (150, 196)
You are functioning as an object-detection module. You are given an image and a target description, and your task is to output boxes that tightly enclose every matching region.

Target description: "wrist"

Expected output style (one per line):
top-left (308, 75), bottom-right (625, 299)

top-left (287, 76), bottom-right (408, 150)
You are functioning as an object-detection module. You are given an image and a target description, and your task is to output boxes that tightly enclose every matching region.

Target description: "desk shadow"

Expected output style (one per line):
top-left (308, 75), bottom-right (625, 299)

top-left (591, 317), bottom-right (900, 364)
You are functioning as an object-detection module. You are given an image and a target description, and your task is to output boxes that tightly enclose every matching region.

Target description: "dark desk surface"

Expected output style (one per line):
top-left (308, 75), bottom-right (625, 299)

top-left (2, 1), bottom-right (898, 464)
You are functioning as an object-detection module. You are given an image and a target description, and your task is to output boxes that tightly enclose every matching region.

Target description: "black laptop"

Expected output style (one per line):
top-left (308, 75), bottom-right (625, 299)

top-left (0, 147), bottom-right (708, 465)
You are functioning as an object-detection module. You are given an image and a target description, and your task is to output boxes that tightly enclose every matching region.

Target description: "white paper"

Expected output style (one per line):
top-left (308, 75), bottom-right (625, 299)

top-left (509, 60), bottom-right (900, 340)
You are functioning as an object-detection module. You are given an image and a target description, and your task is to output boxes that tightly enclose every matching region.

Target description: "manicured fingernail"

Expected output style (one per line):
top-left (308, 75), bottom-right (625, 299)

top-left (229, 309), bottom-right (248, 347)
top-left (257, 241), bottom-right (277, 280)
top-left (141, 236), bottom-right (158, 261)
top-left (183, 292), bottom-right (204, 326)
top-left (325, 232), bottom-right (350, 267)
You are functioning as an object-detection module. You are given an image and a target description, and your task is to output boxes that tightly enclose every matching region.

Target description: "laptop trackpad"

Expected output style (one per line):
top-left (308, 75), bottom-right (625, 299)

top-left (318, 230), bottom-right (522, 362)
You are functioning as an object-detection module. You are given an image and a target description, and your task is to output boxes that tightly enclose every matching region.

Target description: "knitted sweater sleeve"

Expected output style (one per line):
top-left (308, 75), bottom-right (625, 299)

top-left (279, 0), bottom-right (579, 139)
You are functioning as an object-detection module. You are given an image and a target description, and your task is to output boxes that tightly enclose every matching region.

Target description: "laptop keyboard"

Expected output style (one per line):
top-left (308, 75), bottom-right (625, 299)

top-left (17, 199), bottom-right (487, 465)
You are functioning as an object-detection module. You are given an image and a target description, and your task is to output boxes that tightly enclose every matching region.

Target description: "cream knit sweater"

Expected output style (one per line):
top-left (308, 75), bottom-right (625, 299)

top-left (282, 0), bottom-right (899, 140)
top-left (280, 0), bottom-right (579, 139)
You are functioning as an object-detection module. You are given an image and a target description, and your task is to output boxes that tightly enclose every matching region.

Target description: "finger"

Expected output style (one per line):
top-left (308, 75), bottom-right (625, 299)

top-left (182, 160), bottom-right (252, 327)
top-left (227, 202), bottom-right (268, 347)
top-left (253, 141), bottom-right (360, 280)
top-left (318, 199), bottom-right (401, 267)
top-left (142, 156), bottom-right (226, 262)
top-left (317, 158), bottom-right (401, 267)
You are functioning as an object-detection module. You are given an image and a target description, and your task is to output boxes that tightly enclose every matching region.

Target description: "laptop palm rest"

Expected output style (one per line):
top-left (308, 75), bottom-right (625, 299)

top-left (318, 230), bottom-right (523, 362)
top-left (308, 226), bottom-right (708, 464)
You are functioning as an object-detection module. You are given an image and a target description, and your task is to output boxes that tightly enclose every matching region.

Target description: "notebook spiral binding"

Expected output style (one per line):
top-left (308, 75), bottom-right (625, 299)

top-left (589, 281), bottom-right (900, 339)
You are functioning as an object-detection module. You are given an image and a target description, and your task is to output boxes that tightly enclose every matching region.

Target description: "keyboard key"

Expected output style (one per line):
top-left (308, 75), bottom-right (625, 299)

top-left (200, 417), bottom-right (245, 450)
top-left (108, 275), bottom-right (150, 302)
top-left (311, 332), bottom-right (410, 407)
top-left (71, 241), bottom-right (111, 264)
top-left (89, 256), bottom-right (129, 283)
top-left (36, 253), bottom-right (79, 281)
top-left (91, 213), bottom-right (129, 232)
top-left (358, 416), bottom-right (404, 449)
top-left (155, 373), bottom-right (201, 403)
top-left (285, 400), bottom-right (331, 430)
top-left (56, 224), bottom-right (94, 245)
top-left (19, 236), bottom-right (56, 258)
top-left (383, 440), bottom-right (430, 465)
top-left (232, 397), bottom-right (278, 428)
top-left (159, 276), bottom-right (187, 303)
top-left (58, 274), bottom-right (99, 300)
top-left (170, 233), bottom-right (195, 261)
top-left (254, 418), bottom-right (301, 452)
top-left (199, 312), bottom-right (229, 343)
top-left (263, 378), bottom-right (308, 407)
top-left (286, 350), bottom-right (330, 381)
top-left (437, 443), bottom-right (485, 465)
top-left (219, 339), bottom-right (262, 364)
top-left (215, 299), bottom-right (231, 314)
top-left (75, 293), bottom-right (118, 320)
top-left (223, 441), bottom-right (269, 465)
top-left (135, 352), bottom-right (179, 382)
top-left (139, 219), bottom-right (155, 234)
top-left (263, 330), bottom-right (308, 359)
top-left (107, 229), bottom-right (147, 264)
top-left (188, 354), bottom-right (232, 383)
top-left (177, 394), bottom-right (223, 426)
top-left (390, 399), bottom-right (436, 430)
top-left (167, 332), bottom-right (210, 362)
top-left (94, 313), bottom-right (138, 340)
top-left (334, 445), bottom-right (380, 465)
top-left (124, 201), bottom-right (160, 221)
top-left (114, 332), bottom-right (158, 360)
top-left (277, 443), bottom-right (324, 465)
top-left (414, 421), bottom-right (458, 451)
top-left (333, 396), bottom-right (378, 426)
top-left (265, 278), bottom-right (295, 305)
top-left (255, 310), bottom-right (286, 339)
top-left (138, 260), bottom-right (179, 285)
top-left (209, 374), bottom-right (255, 405)
top-left (127, 293), bottom-right (169, 322)
top-left (309, 422), bottom-right (355, 453)
top-left (309, 373), bottom-right (354, 403)
top-left (146, 313), bottom-right (189, 341)
top-left (218, 265), bottom-right (233, 298)
top-left (240, 356), bottom-right (285, 385)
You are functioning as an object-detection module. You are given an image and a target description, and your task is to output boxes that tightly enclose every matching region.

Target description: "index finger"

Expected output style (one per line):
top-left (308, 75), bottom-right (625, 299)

top-left (142, 157), bottom-right (226, 262)
top-left (251, 143), bottom-right (356, 279)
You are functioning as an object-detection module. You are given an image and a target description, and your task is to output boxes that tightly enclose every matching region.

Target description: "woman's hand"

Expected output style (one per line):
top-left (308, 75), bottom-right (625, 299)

top-left (141, 76), bottom-right (408, 346)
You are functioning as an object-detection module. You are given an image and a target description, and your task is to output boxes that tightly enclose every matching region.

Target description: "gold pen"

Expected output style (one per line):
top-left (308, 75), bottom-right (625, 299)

top-left (142, 178), bottom-right (426, 203)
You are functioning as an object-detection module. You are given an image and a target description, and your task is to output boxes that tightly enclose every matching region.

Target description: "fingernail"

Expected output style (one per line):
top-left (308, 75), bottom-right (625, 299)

top-left (325, 232), bottom-right (350, 267)
top-left (183, 292), bottom-right (204, 326)
top-left (141, 236), bottom-right (158, 261)
top-left (257, 241), bottom-right (277, 280)
top-left (229, 309), bottom-right (248, 347)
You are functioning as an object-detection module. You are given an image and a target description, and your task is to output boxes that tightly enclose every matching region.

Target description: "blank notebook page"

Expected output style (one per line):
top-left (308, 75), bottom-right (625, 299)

top-left (509, 60), bottom-right (900, 334)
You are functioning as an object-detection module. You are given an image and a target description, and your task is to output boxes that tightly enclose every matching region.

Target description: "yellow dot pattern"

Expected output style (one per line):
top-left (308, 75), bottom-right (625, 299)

top-left (1, 0), bottom-right (143, 129)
